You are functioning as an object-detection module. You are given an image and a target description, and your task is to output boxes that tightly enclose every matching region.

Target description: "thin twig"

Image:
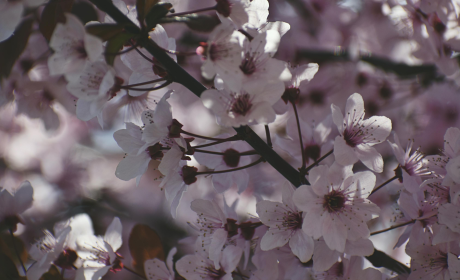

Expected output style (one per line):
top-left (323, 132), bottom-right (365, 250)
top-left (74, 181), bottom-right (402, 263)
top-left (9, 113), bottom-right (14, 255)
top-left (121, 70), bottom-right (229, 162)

top-left (369, 175), bottom-right (399, 196)
top-left (165, 5), bottom-right (217, 17)
top-left (370, 219), bottom-right (416, 236)
top-left (126, 80), bottom-right (172, 91)
top-left (182, 130), bottom-right (233, 141)
top-left (120, 77), bottom-right (168, 89)
top-left (192, 135), bottom-right (241, 149)
top-left (305, 149), bottom-right (334, 172)
top-left (194, 148), bottom-right (257, 156)
top-left (196, 158), bottom-right (264, 175)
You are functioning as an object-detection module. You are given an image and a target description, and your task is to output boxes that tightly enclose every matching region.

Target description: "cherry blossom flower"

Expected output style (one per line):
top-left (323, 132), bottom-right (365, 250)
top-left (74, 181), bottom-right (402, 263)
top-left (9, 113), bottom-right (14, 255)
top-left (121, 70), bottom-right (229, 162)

top-left (394, 190), bottom-right (438, 248)
top-left (66, 60), bottom-right (123, 127)
top-left (76, 217), bottom-right (123, 280)
top-left (197, 23), bottom-right (245, 84)
top-left (201, 76), bottom-right (284, 127)
top-left (331, 92), bottom-right (392, 173)
top-left (312, 237), bottom-right (374, 272)
top-left (0, 181), bottom-right (33, 231)
top-left (144, 247), bottom-right (177, 280)
top-left (293, 163), bottom-right (380, 252)
top-left (27, 226), bottom-right (72, 280)
top-left (215, 0), bottom-right (250, 28)
top-left (256, 181), bottom-right (314, 263)
top-left (27, 214), bottom-right (94, 280)
top-left (406, 232), bottom-right (460, 280)
top-left (176, 245), bottom-right (242, 280)
top-left (48, 13), bottom-right (103, 77)
top-left (425, 127), bottom-right (460, 185)
top-left (312, 256), bottom-right (365, 280)
top-left (234, 30), bottom-right (291, 93)
top-left (388, 133), bottom-right (431, 193)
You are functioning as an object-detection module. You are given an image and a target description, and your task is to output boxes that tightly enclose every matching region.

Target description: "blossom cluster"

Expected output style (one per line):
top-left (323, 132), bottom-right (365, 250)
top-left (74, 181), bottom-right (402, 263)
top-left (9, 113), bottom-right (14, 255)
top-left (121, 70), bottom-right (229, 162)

top-left (1, 0), bottom-right (460, 280)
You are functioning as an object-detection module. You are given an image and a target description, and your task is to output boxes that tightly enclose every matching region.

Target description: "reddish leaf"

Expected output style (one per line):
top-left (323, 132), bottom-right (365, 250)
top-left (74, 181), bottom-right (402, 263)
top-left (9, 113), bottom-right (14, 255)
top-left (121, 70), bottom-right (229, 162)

top-left (0, 252), bottom-right (20, 280)
top-left (128, 224), bottom-right (165, 275)
top-left (0, 17), bottom-right (33, 79)
top-left (39, 265), bottom-right (63, 280)
top-left (39, 0), bottom-right (74, 41)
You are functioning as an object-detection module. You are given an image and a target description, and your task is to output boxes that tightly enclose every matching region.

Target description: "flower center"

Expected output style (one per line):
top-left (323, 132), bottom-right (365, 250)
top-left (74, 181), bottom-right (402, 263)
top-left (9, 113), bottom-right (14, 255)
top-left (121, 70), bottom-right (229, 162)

top-left (53, 249), bottom-right (78, 269)
top-left (146, 143), bottom-right (164, 160)
top-left (304, 144), bottom-right (321, 163)
top-left (223, 148), bottom-right (240, 167)
top-left (282, 211), bottom-right (303, 231)
top-left (230, 93), bottom-right (252, 116)
top-left (240, 53), bottom-right (257, 75)
top-left (343, 126), bottom-right (364, 147)
top-left (225, 218), bottom-right (239, 238)
top-left (323, 190), bottom-right (346, 213)
top-left (204, 265), bottom-right (227, 279)
top-left (181, 166), bottom-right (198, 185)
top-left (281, 87), bottom-right (300, 104)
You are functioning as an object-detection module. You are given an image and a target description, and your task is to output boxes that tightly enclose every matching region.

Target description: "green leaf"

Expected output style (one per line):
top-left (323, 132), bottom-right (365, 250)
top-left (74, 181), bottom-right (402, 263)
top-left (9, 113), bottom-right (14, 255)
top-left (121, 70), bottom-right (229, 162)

top-left (39, 265), bottom-right (63, 280)
top-left (71, 1), bottom-right (98, 24)
top-left (39, 0), bottom-right (74, 41)
top-left (158, 14), bottom-right (220, 33)
top-left (145, 2), bottom-right (173, 30)
top-left (128, 224), bottom-right (164, 275)
top-left (0, 17), bottom-right (34, 79)
top-left (0, 252), bottom-right (20, 280)
top-left (105, 32), bottom-right (135, 65)
top-left (86, 24), bottom-right (125, 41)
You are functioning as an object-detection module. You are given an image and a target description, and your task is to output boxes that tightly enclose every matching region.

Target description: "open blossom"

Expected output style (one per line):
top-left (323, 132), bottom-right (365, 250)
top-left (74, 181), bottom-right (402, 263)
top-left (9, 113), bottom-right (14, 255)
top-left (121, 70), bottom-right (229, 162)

top-left (48, 13), bottom-right (103, 77)
top-left (176, 245), bottom-right (242, 280)
top-left (388, 133), bottom-right (431, 193)
top-left (76, 217), bottom-right (123, 280)
top-left (293, 163), bottom-right (380, 252)
top-left (256, 181), bottom-right (314, 263)
top-left (406, 232), bottom-right (460, 280)
top-left (27, 226), bottom-right (72, 280)
top-left (66, 60), bottom-right (123, 126)
top-left (197, 22), bottom-right (245, 84)
top-left (331, 92), bottom-right (392, 173)
top-left (201, 77), bottom-right (284, 127)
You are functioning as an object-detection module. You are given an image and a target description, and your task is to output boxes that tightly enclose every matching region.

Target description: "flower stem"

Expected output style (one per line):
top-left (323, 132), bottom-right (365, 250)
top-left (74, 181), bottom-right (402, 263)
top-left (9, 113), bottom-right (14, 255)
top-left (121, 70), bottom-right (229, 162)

top-left (181, 130), bottom-right (233, 141)
top-left (166, 5), bottom-right (217, 17)
top-left (194, 149), bottom-right (258, 156)
top-left (126, 80), bottom-right (173, 91)
top-left (305, 149), bottom-right (334, 172)
top-left (9, 228), bottom-right (26, 274)
top-left (292, 102), bottom-right (306, 170)
top-left (265, 125), bottom-right (272, 148)
top-left (132, 44), bottom-right (155, 64)
top-left (158, 46), bottom-right (197, 56)
top-left (369, 175), bottom-right (399, 196)
top-left (192, 135), bottom-right (242, 149)
top-left (120, 77), bottom-right (168, 89)
top-left (124, 266), bottom-right (147, 279)
top-left (196, 158), bottom-right (264, 175)
top-left (370, 219), bottom-right (416, 236)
